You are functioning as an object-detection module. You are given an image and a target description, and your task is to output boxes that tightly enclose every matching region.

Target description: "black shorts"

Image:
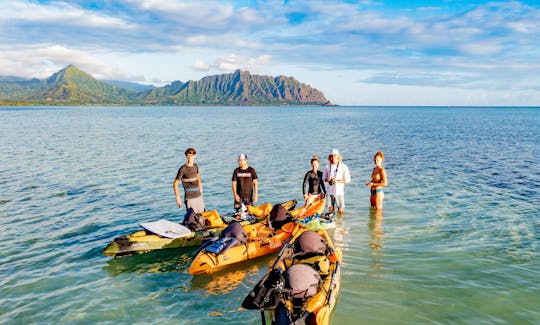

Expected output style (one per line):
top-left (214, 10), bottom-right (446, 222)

top-left (234, 197), bottom-right (253, 211)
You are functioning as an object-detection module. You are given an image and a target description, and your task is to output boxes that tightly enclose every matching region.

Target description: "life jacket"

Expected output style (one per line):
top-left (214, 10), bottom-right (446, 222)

top-left (181, 208), bottom-right (205, 231)
top-left (270, 204), bottom-right (293, 229)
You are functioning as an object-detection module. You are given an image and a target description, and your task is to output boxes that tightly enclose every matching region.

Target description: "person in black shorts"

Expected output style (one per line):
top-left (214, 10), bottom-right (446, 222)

top-left (231, 154), bottom-right (258, 211)
top-left (302, 155), bottom-right (326, 207)
top-left (173, 148), bottom-right (205, 213)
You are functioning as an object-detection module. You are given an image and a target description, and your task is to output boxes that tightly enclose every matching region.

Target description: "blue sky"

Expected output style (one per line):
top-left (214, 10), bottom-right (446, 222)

top-left (1, 0), bottom-right (540, 106)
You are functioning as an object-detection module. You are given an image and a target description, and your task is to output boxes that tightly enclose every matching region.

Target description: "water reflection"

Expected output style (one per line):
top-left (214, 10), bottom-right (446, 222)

top-left (103, 248), bottom-right (195, 276)
top-left (190, 254), bottom-right (274, 295)
top-left (329, 213), bottom-right (347, 252)
top-left (368, 208), bottom-right (384, 276)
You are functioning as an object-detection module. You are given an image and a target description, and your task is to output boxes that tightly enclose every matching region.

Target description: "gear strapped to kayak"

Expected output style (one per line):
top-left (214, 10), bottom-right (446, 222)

top-left (204, 221), bottom-right (248, 255)
top-left (284, 264), bottom-right (321, 300)
top-left (181, 207), bottom-right (206, 231)
top-left (269, 204), bottom-right (293, 229)
top-left (242, 227), bottom-right (342, 325)
top-left (293, 231), bottom-right (328, 259)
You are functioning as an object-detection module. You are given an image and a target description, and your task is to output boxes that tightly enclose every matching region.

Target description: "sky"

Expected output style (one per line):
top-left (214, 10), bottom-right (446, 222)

top-left (1, 0), bottom-right (540, 106)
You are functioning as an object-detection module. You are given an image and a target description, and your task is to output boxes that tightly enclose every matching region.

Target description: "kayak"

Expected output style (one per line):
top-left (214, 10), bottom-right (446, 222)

top-left (289, 197), bottom-right (326, 219)
top-left (187, 221), bottom-right (301, 275)
top-left (101, 199), bottom-right (297, 257)
top-left (187, 198), bottom-right (329, 275)
top-left (242, 226), bottom-right (342, 325)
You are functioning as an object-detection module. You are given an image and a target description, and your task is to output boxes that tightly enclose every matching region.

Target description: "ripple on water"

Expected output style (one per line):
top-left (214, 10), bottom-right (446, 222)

top-left (1, 106), bottom-right (539, 324)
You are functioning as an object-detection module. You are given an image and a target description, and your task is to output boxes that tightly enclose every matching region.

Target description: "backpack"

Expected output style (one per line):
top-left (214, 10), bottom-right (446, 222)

top-left (181, 208), bottom-right (206, 231)
top-left (293, 231), bottom-right (327, 259)
top-left (270, 204), bottom-right (293, 229)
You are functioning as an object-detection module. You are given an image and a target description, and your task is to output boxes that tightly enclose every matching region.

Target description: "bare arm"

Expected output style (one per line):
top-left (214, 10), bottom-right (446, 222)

top-left (252, 179), bottom-right (258, 203)
top-left (232, 180), bottom-right (239, 201)
top-left (173, 178), bottom-right (182, 207)
top-left (379, 168), bottom-right (387, 186)
top-left (197, 173), bottom-right (203, 193)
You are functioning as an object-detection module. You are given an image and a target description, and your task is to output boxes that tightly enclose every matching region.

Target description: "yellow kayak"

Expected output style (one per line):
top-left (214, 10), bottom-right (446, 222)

top-left (102, 199), bottom-right (296, 257)
top-left (242, 226), bottom-right (342, 325)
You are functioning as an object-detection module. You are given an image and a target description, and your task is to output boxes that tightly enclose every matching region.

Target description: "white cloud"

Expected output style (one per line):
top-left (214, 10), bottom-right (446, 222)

top-left (212, 54), bottom-right (273, 72)
top-left (1, 1), bottom-right (134, 29)
top-left (192, 60), bottom-right (211, 71)
top-left (125, 0), bottom-right (234, 28)
top-left (1, 1), bottom-right (540, 105)
top-left (458, 41), bottom-right (504, 56)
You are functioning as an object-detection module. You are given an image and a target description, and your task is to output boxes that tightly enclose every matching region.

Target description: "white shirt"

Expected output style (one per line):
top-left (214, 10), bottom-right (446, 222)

top-left (323, 162), bottom-right (351, 196)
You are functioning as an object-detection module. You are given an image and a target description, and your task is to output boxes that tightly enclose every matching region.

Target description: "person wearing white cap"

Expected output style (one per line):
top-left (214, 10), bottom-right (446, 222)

top-left (322, 149), bottom-right (351, 214)
top-left (231, 154), bottom-right (258, 211)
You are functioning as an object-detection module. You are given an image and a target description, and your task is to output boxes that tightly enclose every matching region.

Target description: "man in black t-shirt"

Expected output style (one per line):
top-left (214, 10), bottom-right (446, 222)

top-left (231, 154), bottom-right (258, 211)
top-left (174, 148), bottom-right (205, 213)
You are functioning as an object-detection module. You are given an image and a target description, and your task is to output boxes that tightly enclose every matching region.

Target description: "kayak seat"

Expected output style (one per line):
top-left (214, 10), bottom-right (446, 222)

top-left (203, 210), bottom-right (224, 228)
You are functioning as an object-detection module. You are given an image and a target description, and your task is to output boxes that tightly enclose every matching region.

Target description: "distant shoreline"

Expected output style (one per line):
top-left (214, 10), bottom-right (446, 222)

top-left (1, 105), bottom-right (539, 109)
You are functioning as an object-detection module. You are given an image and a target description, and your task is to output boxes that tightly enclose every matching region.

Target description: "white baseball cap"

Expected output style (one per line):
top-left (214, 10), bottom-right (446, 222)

top-left (330, 149), bottom-right (340, 155)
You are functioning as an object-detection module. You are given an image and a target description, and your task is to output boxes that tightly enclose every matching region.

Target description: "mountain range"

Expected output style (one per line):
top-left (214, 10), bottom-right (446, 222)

top-left (0, 65), bottom-right (333, 106)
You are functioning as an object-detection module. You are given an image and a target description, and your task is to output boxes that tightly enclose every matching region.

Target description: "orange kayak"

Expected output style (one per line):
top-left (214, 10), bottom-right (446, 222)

top-left (187, 222), bottom-right (300, 275)
top-left (289, 198), bottom-right (326, 219)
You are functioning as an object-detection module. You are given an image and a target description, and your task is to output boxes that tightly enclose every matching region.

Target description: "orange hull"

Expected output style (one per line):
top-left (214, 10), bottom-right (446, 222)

top-left (290, 198), bottom-right (326, 219)
top-left (188, 222), bottom-right (299, 275)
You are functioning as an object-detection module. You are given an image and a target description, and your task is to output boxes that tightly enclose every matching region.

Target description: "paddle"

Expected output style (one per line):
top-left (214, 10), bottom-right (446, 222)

top-left (314, 261), bottom-right (340, 324)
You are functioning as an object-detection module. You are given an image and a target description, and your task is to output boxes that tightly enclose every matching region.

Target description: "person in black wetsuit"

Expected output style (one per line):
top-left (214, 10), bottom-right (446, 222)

top-left (302, 155), bottom-right (326, 207)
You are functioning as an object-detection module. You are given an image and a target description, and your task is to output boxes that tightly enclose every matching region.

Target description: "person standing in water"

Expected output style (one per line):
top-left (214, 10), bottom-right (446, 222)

top-left (302, 155), bottom-right (326, 207)
top-left (323, 149), bottom-right (351, 214)
top-left (231, 154), bottom-right (258, 211)
top-left (174, 147), bottom-right (205, 213)
top-left (366, 151), bottom-right (387, 209)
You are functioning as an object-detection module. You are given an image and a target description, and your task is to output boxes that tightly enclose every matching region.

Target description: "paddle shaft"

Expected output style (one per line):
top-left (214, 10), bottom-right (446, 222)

top-left (326, 262), bottom-right (339, 307)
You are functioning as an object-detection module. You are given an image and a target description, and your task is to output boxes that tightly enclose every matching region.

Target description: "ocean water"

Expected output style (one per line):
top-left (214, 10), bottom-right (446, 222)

top-left (0, 106), bottom-right (538, 324)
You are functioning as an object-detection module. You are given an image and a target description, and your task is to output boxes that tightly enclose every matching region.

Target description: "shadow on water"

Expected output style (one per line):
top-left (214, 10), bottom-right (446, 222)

top-left (103, 247), bottom-right (197, 276)
top-left (368, 208), bottom-right (384, 277)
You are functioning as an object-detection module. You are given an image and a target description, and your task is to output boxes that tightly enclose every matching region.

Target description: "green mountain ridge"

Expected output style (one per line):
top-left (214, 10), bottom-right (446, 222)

top-left (0, 65), bottom-right (333, 106)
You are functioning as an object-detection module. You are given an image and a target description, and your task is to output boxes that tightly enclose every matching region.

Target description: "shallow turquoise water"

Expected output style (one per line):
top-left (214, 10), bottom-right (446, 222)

top-left (0, 106), bottom-right (538, 324)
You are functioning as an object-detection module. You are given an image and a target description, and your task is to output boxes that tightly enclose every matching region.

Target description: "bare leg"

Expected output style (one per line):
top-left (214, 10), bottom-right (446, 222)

top-left (375, 192), bottom-right (384, 209)
top-left (304, 194), bottom-right (315, 207)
